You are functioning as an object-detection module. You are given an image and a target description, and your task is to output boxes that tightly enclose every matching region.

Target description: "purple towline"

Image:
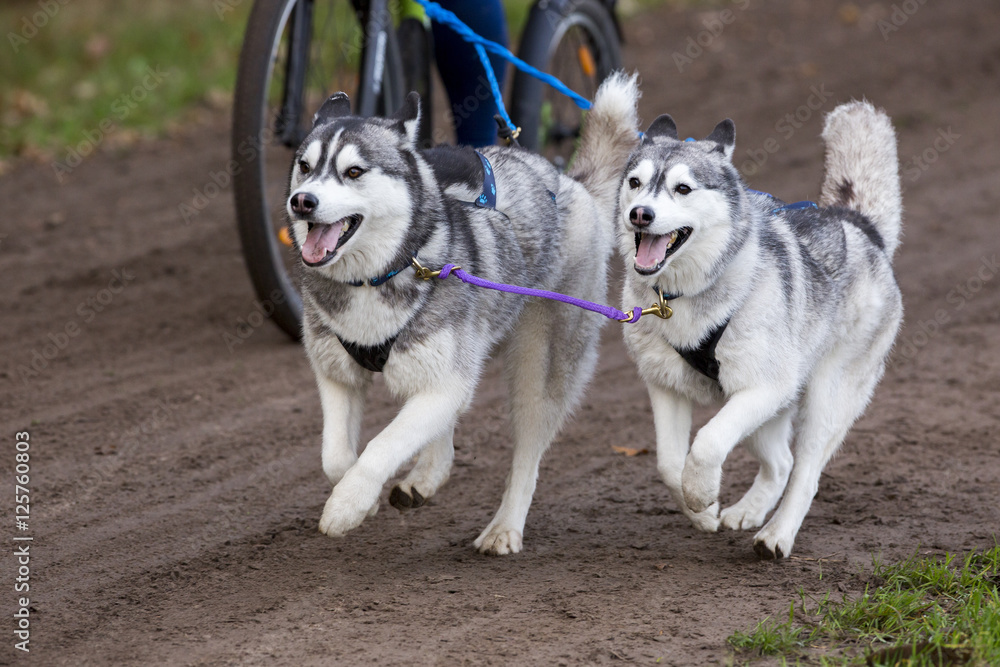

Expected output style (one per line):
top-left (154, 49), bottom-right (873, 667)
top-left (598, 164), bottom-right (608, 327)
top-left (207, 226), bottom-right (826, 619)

top-left (413, 260), bottom-right (673, 324)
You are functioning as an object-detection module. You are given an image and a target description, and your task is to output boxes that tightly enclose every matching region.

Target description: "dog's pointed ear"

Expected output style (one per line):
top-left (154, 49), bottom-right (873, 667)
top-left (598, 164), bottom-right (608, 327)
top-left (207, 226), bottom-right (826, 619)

top-left (705, 119), bottom-right (735, 160)
top-left (391, 91), bottom-right (421, 148)
top-left (312, 92), bottom-right (352, 128)
top-left (644, 114), bottom-right (678, 141)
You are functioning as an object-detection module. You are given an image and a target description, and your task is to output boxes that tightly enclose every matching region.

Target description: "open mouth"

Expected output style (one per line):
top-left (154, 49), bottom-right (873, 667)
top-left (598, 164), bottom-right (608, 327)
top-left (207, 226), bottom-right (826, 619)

top-left (300, 214), bottom-right (362, 267)
top-left (633, 227), bottom-right (692, 275)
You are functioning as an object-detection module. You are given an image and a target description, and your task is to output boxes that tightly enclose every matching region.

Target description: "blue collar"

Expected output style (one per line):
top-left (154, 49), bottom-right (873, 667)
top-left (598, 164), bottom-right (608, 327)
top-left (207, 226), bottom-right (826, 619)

top-left (347, 261), bottom-right (411, 287)
top-left (653, 285), bottom-right (681, 301)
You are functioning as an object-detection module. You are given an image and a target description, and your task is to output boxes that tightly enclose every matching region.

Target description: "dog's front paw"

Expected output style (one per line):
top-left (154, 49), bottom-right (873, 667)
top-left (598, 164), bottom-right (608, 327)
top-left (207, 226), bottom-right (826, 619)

top-left (474, 524), bottom-right (523, 556)
top-left (681, 455), bottom-right (722, 514)
top-left (318, 475), bottom-right (380, 537)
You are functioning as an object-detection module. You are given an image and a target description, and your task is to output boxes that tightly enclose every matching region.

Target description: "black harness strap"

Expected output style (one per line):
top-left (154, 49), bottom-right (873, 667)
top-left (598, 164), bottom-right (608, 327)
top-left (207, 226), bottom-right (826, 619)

top-left (338, 335), bottom-right (397, 373)
top-left (674, 318), bottom-right (730, 383)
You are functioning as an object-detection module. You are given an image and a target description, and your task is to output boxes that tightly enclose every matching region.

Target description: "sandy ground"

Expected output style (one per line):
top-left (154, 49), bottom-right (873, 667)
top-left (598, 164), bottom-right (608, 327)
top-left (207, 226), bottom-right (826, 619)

top-left (1, 0), bottom-right (998, 664)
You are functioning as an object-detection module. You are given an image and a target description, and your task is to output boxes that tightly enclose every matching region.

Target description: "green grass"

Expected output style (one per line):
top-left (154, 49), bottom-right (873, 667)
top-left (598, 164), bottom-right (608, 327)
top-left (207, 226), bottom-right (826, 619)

top-left (728, 545), bottom-right (1000, 666)
top-left (1, 0), bottom-right (252, 161)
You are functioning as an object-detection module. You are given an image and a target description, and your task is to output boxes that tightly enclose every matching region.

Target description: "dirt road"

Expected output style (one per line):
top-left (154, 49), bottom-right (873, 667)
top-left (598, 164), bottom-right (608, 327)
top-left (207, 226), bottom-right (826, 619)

top-left (1, 1), bottom-right (998, 664)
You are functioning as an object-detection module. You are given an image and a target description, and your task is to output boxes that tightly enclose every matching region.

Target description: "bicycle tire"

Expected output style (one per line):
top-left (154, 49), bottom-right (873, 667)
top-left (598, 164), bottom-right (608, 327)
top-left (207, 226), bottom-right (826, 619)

top-left (511, 0), bottom-right (622, 161)
top-left (232, 0), bottom-right (406, 340)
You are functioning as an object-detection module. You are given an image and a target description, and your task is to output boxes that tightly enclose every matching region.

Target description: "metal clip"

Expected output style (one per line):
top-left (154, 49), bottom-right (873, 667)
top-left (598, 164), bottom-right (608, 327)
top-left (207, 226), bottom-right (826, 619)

top-left (620, 288), bottom-right (672, 322)
top-left (411, 258), bottom-right (439, 280)
top-left (411, 258), bottom-right (459, 281)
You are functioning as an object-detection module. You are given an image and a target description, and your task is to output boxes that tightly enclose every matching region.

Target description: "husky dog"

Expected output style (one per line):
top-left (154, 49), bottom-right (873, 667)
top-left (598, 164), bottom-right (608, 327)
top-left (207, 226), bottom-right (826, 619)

top-left (617, 102), bottom-right (902, 558)
top-left (286, 73), bottom-right (639, 554)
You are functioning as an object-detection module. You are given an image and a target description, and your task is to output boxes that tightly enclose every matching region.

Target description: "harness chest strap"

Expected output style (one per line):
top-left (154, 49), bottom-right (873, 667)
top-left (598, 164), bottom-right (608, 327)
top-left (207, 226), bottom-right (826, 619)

top-left (674, 317), bottom-right (730, 383)
top-left (337, 335), bottom-right (397, 374)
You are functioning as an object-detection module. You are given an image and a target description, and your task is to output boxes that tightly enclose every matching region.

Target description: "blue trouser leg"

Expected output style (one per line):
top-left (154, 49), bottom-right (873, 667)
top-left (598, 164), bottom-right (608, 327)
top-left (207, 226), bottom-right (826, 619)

top-left (432, 0), bottom-right (509, 147)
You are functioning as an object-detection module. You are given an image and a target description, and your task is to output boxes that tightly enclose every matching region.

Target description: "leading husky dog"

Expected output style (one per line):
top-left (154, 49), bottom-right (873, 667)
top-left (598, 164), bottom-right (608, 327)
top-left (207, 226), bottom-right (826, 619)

top-left (286, 74), bottom-right (639, 554)
top-left (618, 102), bottom-right (902, 558)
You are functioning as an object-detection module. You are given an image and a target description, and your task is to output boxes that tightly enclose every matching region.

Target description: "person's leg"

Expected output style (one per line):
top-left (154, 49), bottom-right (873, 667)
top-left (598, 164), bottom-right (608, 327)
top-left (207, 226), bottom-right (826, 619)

top-left (432, 0), bottom-right (508, 147)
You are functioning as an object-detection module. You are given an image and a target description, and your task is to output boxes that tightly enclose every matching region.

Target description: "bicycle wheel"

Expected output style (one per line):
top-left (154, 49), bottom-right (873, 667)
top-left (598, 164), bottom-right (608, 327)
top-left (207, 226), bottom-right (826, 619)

top-left (511, 0), bottom-right (621, 167)
top-left (232, 0), bottom-right (406, 340)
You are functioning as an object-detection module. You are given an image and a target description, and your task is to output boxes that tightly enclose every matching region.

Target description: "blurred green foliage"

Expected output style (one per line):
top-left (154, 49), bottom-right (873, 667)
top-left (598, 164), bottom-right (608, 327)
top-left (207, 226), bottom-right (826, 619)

top-left (1, 0), bottom-right (252, 160)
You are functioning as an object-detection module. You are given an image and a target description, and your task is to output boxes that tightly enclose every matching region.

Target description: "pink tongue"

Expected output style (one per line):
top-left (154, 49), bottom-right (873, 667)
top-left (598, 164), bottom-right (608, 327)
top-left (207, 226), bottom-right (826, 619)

top-left (635, 234), bottom-right (670, 268)
top-left (301, 221), bottom-right (345, 264)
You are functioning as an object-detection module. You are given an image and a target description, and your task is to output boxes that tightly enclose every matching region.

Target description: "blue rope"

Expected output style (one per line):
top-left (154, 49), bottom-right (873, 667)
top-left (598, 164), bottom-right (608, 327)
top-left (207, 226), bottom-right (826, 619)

top-left (415, 0), bottom-right (593, 137)
top-left (472, 41), bottom-right (514, 132)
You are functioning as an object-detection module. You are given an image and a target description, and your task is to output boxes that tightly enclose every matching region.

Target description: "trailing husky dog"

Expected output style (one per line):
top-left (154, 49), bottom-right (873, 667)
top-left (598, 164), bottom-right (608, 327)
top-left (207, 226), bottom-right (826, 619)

top-left (618, 102), bottom-right (902, 558)
top-left (286, 73), bottom-right (639, 554)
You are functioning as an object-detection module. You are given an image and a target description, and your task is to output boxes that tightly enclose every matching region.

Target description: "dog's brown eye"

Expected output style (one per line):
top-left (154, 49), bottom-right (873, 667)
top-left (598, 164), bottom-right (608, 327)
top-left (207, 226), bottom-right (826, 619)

top-left (675, 184), bottom-right (692, 195)
top-left (628, 177), bottom-right (641, 189)
top-left (298, 160), bottom-right (310, 175)
top-left (346, 166), bottom-right (364, 180)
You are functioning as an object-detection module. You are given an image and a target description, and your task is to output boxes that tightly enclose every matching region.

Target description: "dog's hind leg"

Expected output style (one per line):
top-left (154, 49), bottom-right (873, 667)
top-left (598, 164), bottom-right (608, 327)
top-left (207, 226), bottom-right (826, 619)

top-left (720, 406), bottom-right (795, 531)
top-left (753, 342), bottom-right (890, 558)
top-left (318, 374), bottom-right (369, 486)
top-left (475, 303), bottom-right (602, 555)
top-left (648, 384), bottom-right (720, 532)
top-left (389, 430), bottom-right (455, 510)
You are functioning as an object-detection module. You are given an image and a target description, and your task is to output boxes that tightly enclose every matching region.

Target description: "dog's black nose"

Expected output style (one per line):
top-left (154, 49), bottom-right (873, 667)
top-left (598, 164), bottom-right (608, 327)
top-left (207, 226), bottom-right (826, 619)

top-left (629, 206), bottom-right (655, 226)
top-left (290, 192), bottom-right (319, 215)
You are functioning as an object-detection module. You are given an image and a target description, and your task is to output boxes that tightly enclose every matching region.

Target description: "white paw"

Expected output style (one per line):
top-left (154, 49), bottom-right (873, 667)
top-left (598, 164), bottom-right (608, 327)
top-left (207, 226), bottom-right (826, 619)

top-left (474, 525), bottom-right (523, 555)
top-left (720, 501), bottom-right (767, 531)
top-left (752, 523), bottom-right (795, 560)
top-left (683, 502), bottom-right (720, 533)
top-left (682, 455), bottom-right (722, 514)
top-left (318, 474), bottom-right (379, 537)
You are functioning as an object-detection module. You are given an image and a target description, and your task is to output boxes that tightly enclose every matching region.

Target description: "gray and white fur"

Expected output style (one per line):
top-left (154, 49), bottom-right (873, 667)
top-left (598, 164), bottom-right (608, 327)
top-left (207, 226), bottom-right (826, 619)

top-left (617, 101), bottom-right (902, 558)
top-left (287, 73), bottom-right (639, 554)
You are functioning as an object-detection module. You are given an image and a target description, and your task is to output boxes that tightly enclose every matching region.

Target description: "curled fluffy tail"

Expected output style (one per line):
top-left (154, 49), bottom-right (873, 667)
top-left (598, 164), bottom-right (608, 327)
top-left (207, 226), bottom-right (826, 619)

top-left (819, 100), bottom-right (903, 257)
top-left (569, 71), bottom-right (640, 221)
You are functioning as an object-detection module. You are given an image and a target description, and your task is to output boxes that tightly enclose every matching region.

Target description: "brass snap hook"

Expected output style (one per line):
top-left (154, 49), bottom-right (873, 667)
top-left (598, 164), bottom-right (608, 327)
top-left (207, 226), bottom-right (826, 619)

top-left (620, 288), bottom-right (672, 322)
top-left (412, 258), bottom-right (441, 281)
